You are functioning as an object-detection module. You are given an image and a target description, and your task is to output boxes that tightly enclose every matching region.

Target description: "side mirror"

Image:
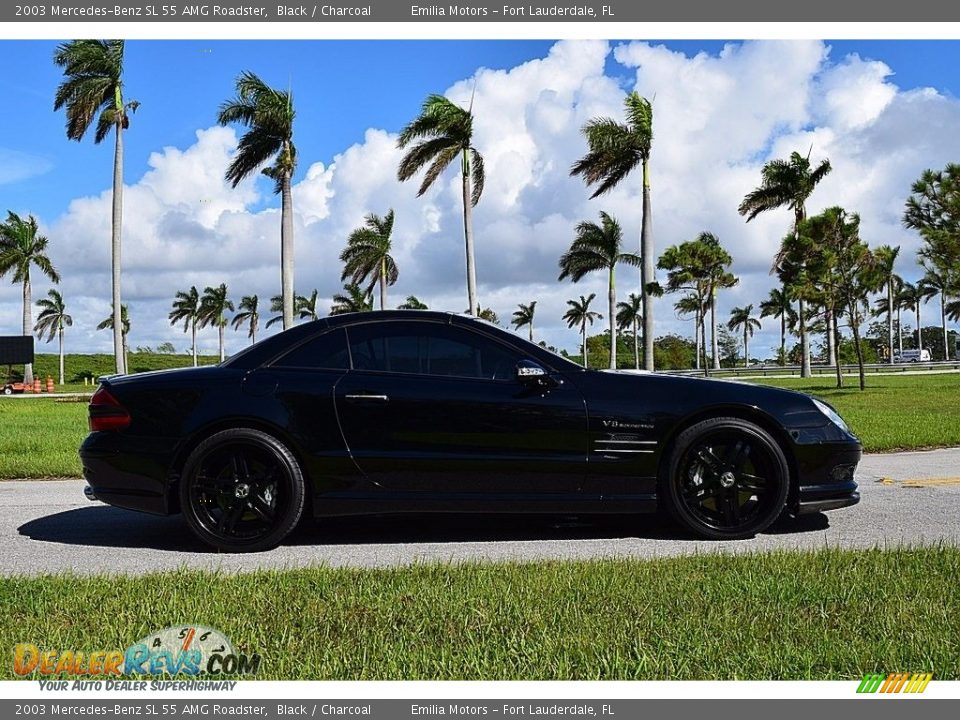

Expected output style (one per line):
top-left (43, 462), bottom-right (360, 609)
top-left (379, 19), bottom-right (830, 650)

top-left (516, 359), bottom-right (549, 385)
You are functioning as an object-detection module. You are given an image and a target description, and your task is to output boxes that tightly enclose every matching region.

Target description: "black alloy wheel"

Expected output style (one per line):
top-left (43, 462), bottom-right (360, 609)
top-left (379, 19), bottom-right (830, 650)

top-left (663, 417), bottom-right (789, 539)
top-left (179, 428), bottom-right (305, 552)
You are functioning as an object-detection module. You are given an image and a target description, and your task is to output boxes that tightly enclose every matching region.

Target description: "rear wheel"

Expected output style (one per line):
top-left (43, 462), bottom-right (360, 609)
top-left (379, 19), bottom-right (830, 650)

top-left (662, 417), bottom-right (789, 540)
top-left (179, 428), bottom-right (305, 552)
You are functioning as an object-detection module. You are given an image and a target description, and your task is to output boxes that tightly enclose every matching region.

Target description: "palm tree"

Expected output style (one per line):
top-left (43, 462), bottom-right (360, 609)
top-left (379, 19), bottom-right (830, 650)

top-left (0, 212), bottom-right (61, 385)
top-left (231, 294), bottom-right (260, 344)
top-left (674, 293), bottom-right (706, 370)
top-left (473, 306), bottom-right (500, 325)
top-left (558, 211), bottom-right (642, 369)
top-left (616, 293), bottom-right (643, 369)
top-left (898, 282), bottom-right (926, 352)
top-left (511, 301), bottom-right (537, 342)
top-left (265, 293), bottom-right (285, 328)
top-left (919, 265), bottom-right (952, 360)
top-left (658, 232), bottom-right (736, 374)
top-left (872, 246), bottom-right (901, 363)
top-left (341, 210), bottom-right (398, 310)
top-left (759, 287), bottom-right (797, 365)
top-left (168, 286), bottom-right (201, 367)
top-left (97, 304), bottom-right (130, 373)
top-left (563, 294), bottom-right (602, 368)
top-left (727, 305), bottom-right (762, 368)
top-left (738, 150), bottom-right (832, 377)
top-left (34, 289), bottom-right (73, 386)
top-left (398, 295), bottom-right (428, 310)
top-left (218, 72), bottom-right (296, 329)
top-left (54, 40), bottom-right (137, 375)
top-left (198, 284), bottom-right (234, 362)
top-left (295, 289), bottom-right (320, 322)
top-left (571, 91), bottom-right (655, 371)
top-left (330, 283), bottom-right (373, 316)
top-left (397, 94), bottom-right (484, 314)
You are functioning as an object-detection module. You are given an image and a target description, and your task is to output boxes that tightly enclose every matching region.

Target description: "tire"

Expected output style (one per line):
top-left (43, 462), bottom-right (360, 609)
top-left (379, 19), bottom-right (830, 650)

top-left (661, 417), bottom-right (790, 540)
top-left (179, 428), bottom-right (306, 552)
top-left (2, 386), bottom-right (12, 395)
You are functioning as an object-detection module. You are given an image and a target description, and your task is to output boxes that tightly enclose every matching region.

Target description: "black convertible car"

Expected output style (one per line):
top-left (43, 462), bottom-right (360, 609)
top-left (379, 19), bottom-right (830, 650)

top-left (81, 311), bottom-right (860, 552)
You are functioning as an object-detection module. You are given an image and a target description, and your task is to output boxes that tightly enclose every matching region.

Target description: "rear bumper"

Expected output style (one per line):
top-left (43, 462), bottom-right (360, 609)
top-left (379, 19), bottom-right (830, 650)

top-left (79, 432), bottom-right (176, 516)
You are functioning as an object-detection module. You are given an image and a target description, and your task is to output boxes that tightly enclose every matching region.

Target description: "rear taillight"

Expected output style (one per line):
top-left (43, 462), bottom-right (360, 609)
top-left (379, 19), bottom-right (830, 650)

top-left (88, 386), bottom-right (131, 432)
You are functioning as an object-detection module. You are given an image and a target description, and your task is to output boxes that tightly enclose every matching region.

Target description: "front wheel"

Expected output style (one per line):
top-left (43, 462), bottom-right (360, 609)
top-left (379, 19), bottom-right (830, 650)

top-left (179, 428), bottom-right (306, 552)
top-left (661, 417), bottom-right (790, 540)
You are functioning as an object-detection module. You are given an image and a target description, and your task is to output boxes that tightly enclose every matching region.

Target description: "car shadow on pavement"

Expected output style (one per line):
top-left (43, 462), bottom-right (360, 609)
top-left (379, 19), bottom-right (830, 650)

top-left (18, 504), bottom-right (831, 552)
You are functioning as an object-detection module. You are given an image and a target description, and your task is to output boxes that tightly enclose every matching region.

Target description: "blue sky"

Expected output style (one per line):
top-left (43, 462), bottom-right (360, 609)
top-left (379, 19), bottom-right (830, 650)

top-left (1, 39), bottom-right (959, 357)
top-left (3, 40), bottom-right (959, 221)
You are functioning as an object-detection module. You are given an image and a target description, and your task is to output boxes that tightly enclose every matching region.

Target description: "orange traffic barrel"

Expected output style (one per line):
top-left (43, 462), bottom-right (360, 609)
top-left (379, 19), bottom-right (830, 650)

top-left (33, 378), bottom-right (41, 393)
top-left (46, 377), bottom-right (55, 393)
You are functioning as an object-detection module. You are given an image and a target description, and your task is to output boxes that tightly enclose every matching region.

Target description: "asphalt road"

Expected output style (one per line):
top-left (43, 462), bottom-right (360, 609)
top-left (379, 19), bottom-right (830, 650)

top-left (3, 448), bottom-right (960, 576)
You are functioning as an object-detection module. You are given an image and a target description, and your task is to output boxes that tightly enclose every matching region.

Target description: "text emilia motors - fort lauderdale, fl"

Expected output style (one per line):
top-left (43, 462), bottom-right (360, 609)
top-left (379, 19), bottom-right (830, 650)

top-left (17, 4), bottom-right (617, 19)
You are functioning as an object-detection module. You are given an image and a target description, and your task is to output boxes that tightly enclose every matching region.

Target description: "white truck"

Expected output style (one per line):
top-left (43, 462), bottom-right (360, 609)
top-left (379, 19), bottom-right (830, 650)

top-left (897, 348), bottom-right (931, 363)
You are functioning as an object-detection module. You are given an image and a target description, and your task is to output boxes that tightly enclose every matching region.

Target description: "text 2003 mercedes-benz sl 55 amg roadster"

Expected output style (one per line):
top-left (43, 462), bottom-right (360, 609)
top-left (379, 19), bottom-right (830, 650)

top-left (81, 311), bottom-right (860, 552)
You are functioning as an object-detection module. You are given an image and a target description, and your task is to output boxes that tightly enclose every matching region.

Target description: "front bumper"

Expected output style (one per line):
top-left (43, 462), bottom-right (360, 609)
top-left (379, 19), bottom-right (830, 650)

top-left (790, 440), bottom-right (862, 515)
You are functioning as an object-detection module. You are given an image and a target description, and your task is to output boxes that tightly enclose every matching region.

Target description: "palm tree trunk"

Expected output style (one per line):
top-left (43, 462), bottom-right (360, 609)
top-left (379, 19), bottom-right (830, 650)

top-left (826, 308), bottom-right (836, 367)
top-left (58, 327), bottom-right (64, 386)
top-left (743, 328), bottom-right (749, 368)
top-left (191, 320), bottom-right (197, 367)
top-left (123, 333), bottom-right (129, 377)
top-left (379, 259), bottom-right (387, 311)
top-left (462, 149), bottom-right (478, 317)
top-left (896, 306), bottom-right (903, 355)
top-left (834, 334), bottom-right (843, 390)
top-left (710, 290), bottom-right (719, 370)
top-left (799, 299), bottom-right (811, 377)
top-left (780, 311), bottom-right (786, 365)
top-left (112, 123), bottom-right (126, 375)
top-left (694, 307), bottom-right (701, 371)
top-left (887, 280), bottom-right (894, 364)
top-left (633, 318), bottom-right (639, 370)
top-left (22, 278), bottom-right (34, 386)
top-left (850, 306), bottom-right (867, 391)
top-left (941, 293), bottom-right (948, 361)
top-left (700, 312), bottom-right (708, 378)
top-left (529, 322), bottom-right (534, 343)
top-left (251, 318), bottom-right (257, 345)
top-left (219, 323), bottom-right (225, 363)
top-left (581, 322), bottom-right (587, 368)
top-left (640, 159), bottom-right (654, 372)
top-left (916, 303), bottom-right (922, 351)
top-left (280, 168), bottom-right (295, 330)
top-left (608, 267), bottom-right (616, 370)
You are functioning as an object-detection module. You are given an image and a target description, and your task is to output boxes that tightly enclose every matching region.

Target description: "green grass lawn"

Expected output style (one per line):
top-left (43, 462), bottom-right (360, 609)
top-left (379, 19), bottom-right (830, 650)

top-left (9, 352), bottom-right (219, 393)
top-left (1, 547), bottom-right (957, 680)
top-left (748, 373), bottom-right (960, 451)
top-left (0, 399), bottom-right (88, 478)
top-left (1, 370), bottom-right (958, 479)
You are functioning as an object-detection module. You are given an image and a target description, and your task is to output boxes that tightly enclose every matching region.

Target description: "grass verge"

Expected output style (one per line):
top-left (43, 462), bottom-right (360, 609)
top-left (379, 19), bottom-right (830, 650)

top-left (2, 547), bottom-right (958, 680)
top-left (749, 373), bottom-right (960, 451)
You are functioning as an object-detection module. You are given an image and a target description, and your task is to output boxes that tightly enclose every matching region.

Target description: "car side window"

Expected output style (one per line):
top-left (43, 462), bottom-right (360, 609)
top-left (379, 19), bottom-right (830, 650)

top-left (272, 328), bottom-right (350, 370)
top-left (346, 322), bottom-right (520, 380)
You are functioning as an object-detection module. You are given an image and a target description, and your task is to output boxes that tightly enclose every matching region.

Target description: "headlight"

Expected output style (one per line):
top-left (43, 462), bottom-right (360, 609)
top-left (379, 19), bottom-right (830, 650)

top-left (812, 398), bottom-right (850, 433)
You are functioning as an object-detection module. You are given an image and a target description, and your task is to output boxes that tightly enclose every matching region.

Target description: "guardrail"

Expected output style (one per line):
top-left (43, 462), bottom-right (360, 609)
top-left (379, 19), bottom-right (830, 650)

top-left (657, 360), bottom-right (960, 378)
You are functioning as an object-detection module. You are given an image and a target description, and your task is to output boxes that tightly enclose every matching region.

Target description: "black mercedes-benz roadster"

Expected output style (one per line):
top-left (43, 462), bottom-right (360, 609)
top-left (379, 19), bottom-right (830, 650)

top-left (80, 311), bottom-right (860, 551)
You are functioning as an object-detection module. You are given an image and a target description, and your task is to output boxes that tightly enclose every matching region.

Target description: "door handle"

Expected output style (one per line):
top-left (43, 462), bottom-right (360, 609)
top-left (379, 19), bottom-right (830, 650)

top-left (344, 393), bottom-right (390, 403)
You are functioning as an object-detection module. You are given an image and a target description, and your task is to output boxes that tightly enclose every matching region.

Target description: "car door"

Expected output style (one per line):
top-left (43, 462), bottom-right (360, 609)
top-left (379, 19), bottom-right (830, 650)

top-left (333, 318), bottom-right (588, 495)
